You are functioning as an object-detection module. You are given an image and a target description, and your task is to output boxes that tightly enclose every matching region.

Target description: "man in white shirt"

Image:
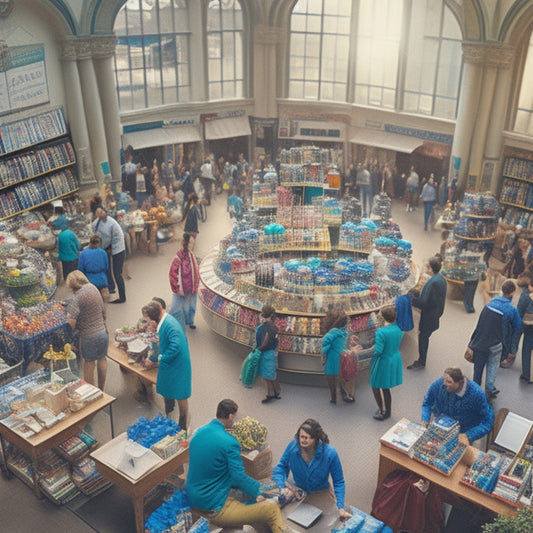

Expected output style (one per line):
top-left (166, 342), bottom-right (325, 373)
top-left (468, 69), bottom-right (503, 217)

top-left (93, 206), bottom-right (127, 303)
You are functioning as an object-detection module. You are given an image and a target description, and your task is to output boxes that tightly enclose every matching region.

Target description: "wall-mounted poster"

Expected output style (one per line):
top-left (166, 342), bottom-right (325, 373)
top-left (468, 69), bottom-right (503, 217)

top-left (0, 44), bottom-right (49, 114)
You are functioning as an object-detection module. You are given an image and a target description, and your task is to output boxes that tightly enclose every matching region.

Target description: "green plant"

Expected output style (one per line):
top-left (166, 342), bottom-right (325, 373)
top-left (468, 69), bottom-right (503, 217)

top-left (482, 508), bottom-right (533, 533)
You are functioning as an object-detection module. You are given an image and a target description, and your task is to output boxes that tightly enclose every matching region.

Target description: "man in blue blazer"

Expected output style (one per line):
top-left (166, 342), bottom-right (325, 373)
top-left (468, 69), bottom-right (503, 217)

top-left (186, 399), bottom-right (289, 532)
top-left (143, 300), bottom-right (192, 429)
top-left (408, 255), bottom-right (447, 369)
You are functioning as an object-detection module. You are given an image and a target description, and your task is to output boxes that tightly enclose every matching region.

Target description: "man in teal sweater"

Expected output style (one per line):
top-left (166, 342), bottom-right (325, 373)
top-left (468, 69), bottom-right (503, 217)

top-left (186, 399), bottom-right (289, 532)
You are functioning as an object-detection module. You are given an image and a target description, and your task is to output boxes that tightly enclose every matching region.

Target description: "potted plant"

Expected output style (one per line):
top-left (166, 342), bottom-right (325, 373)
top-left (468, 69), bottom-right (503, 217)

top-left (482, 508), bottom-right (533, 533)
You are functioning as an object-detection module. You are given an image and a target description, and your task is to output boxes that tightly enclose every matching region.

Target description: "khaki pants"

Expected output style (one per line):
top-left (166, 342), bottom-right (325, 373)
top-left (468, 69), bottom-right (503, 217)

top-left (196, 497), bottom-right (288, 533)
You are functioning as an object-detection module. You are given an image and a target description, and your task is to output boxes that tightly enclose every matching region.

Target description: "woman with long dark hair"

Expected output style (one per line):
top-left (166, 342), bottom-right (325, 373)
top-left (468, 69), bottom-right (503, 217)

top-left (272, 418), bottom-right (352, 521)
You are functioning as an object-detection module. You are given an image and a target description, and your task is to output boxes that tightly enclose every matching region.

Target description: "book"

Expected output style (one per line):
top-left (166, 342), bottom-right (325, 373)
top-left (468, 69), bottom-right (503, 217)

top-left (379, 417), bottom-right (426, 453)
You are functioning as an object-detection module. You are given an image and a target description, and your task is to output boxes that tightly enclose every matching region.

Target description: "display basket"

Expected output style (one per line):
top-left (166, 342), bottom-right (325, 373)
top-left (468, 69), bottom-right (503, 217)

top-left (0, 323), bottom-right (72, 370)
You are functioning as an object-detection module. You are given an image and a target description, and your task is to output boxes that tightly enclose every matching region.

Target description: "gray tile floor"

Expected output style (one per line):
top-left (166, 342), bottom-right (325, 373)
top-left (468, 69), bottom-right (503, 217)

top-left (2, 196), bottom-right (532, 532)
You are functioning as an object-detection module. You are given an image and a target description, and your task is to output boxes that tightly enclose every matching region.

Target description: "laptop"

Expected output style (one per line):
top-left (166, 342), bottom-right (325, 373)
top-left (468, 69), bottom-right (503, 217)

top-left (287, 502), bottom-right (323, 529)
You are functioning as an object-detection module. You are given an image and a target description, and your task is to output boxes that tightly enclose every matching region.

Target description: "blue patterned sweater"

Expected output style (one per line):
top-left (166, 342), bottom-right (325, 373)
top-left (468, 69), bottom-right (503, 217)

top-left (421, 377), bottom-right (494, 443)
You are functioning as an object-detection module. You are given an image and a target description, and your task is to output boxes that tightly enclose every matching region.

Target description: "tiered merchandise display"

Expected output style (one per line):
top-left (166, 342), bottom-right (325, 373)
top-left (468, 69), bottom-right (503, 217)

top-left (0, 107), bottom-right (78, 220)
top-left (442, 193), bottom-right (501, 283)
top-left (200, 147), bottom-right (418, 377)
top-left (0, 238), bottom-right (69, 370)
top-left (500, 156), bottom-right (533, 228)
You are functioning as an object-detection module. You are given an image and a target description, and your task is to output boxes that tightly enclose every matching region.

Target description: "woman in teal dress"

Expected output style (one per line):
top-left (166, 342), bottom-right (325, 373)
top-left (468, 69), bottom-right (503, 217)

top-left (322, 310), bottom-right (348, 404)
top-left (370, 305), bottom-right (403, 420)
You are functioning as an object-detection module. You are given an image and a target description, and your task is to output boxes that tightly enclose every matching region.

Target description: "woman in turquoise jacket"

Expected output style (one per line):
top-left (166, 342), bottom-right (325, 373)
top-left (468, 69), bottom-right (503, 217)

top-left (370, 305), bottom-right (403, 420)
top-left (272, 418), bottom-right (351, 521)
top-left (143, 301), bottom-right (192, 430)
top-left (322, 310), bottom-right (348, 404)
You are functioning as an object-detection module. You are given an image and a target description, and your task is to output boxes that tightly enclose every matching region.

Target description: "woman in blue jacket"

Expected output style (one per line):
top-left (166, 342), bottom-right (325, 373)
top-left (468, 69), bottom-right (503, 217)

top-left (322, 310), bottom-right (348, 404)
top-left (273, 418), bottom-right (351, 521)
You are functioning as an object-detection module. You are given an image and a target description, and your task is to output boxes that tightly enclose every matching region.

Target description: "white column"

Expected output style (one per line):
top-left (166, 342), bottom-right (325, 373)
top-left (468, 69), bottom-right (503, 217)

top-left (484, 46), bottom-right (514, 192)
top-left (92, 36), bottom-right (122, 188)
top-left (188, 1), bottom-right (207, 101)
top-left (451, 43), bottom-right (484, 190)
top-left (253, 25), bottom-right (284, 118)
top-left (75, 38), bottom-right (110, 189)
top-left (60, 38), bottom-right (96, 189)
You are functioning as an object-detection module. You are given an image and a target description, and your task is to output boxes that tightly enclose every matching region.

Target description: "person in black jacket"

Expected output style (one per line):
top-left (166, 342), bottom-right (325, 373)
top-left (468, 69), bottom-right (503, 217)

top-left (407, 256), bottom-right (447, 369)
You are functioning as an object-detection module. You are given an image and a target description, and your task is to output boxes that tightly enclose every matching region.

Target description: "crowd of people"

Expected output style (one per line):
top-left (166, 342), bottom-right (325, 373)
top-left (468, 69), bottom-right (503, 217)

top-left (50, 151), bottom-right (533, 532)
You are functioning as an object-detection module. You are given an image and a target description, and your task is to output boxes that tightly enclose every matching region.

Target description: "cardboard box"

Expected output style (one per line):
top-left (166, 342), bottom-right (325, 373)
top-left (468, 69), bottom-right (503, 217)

top-left (44, 385), bottom-right (69, 414)
top-left (241, 445), bottom-right (272, 480)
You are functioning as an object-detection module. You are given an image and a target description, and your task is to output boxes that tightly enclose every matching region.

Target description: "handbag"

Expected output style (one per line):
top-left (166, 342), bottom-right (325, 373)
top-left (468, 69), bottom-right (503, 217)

top-left (340, 349), bottom-right (358, 382)
top-left (464, 347), bottom-right (474, 363)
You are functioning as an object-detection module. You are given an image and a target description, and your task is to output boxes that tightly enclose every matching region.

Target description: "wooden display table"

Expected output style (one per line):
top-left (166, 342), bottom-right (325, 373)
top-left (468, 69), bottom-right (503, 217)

top-left (377, 443), bottom-right (517, 518)
top-left (127, 219), bottom-right (158, 256)
top-left (0, 392), bottom-right (115, 498)
top-left (91, 432), bottom-right (189, 533)
top-left (107, 344), bottom-right (158, 385)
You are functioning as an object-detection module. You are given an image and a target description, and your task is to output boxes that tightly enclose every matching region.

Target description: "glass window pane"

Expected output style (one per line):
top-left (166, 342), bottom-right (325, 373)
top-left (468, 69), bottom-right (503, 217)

top-left (304, 81), bottom-right (319, 99)
top-left (290, 81), bottom-right (304, 99)
top-left (113, 0), bottom-right (190, 111)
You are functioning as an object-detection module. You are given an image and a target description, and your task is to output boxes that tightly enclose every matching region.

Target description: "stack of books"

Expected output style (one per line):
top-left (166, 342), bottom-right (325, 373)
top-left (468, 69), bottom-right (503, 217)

top-left (379, 417), bottom-right (426, 454)
top-left (412, 417), bottom-right (466, 474)
top-left (71, 456), bottom-right (112, 497)
top-left (493, 456), bottom-right (532, 503)
top-left (38, 449), bottom-right (80, 504)
top-left (461, 449), bottom-right (506, 493)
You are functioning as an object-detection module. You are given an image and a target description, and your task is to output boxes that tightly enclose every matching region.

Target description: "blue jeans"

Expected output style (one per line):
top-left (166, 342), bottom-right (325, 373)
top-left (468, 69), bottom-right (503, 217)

top-left (169, 292), bottom-right (197, 328)
top-left (473, 343), bottom-right (502, 393)
top-left (522, 334), bottom-right (533, 381)
top-left (423, 201), bottom-right (436, 229)
top-left (358, 184), bottom-right (372, 217)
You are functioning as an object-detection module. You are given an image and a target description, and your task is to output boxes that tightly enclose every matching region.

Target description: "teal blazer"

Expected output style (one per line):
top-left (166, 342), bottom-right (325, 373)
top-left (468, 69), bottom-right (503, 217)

top-left (150, 313), bottom-right (191, 400)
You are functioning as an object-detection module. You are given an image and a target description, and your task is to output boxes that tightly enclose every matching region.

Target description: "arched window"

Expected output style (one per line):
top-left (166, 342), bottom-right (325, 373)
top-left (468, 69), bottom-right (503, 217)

top-left (402, 0), bottom-right (462, 119)
top-left (207, 0), bottom-right (244, 100)
top-left (289, 0), bottom-right (352, 101)
top-left (114, 0), bottom-right (191, 111)
top-left (288, 0), bottom-right (462, 119)
top-left (353, 0), bottom-right (402, 109)
top-left (515, 32), bottom-right (533, 135)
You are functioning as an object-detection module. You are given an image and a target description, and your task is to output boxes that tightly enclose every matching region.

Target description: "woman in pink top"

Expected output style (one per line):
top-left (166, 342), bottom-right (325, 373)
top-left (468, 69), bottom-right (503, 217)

top-left (169, 233), bottom-right (200, 330)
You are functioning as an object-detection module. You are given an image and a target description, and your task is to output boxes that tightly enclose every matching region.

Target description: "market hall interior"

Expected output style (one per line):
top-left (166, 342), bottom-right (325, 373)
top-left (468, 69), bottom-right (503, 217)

top-left (2, 195), bottom-right (532, 533)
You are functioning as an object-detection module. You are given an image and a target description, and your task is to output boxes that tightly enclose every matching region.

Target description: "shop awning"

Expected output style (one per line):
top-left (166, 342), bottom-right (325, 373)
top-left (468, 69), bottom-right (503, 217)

top-left (350, 130), bottom-right (424, 153)
top-left (123, 125), bottom-right (201, 149)
top-left (204, 115), bottom-right (251, 140)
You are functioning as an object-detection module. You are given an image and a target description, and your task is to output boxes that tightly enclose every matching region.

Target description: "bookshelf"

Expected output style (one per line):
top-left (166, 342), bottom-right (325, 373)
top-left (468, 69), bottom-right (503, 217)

top-left (0, 107), bottom-right (78, 220)
top-left (500, 156), bottom-right (533, 228)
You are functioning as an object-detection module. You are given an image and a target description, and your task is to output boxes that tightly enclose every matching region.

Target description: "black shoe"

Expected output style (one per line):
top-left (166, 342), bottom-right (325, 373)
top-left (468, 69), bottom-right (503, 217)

top-left (407, 360), bottom-right (425, 369)
top-left (261, 395), bottom-right (275, 404)
top-left (110, 298), bottom-right (126, 304)
top-left (520, 375), bottom-right (528, 381)
top-left (486, 389), bottom-right (500, 399)
top-left (373, 411), bottom-right (386, 420)
top-left (189, 324), bottom-right (196, 329)
top-left (330, 399), bottom-right (337, 404)
top-left (274, 394), bottom-right (282, 400)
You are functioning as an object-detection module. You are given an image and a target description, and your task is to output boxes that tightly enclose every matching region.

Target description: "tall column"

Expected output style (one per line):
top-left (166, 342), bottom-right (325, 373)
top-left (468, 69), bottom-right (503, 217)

top-left (75, 38), bottom-right (110, 189)
top-left (454, 42), bottom-right (515, 193)
top-left (59, 38), bottom-right (96, 189)
top-left (451, 43), bottom-right (484, 191)
top-left (483, 45), bottom-right (514, 192)
top-left (253, 25), bottom-right (284, 118)
top-left (92, 36), bottom-right (122, 188)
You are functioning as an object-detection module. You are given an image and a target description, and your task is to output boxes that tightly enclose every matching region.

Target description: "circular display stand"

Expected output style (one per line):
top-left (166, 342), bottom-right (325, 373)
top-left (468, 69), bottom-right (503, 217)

top-left (200, 247), bottom-right (419, 383)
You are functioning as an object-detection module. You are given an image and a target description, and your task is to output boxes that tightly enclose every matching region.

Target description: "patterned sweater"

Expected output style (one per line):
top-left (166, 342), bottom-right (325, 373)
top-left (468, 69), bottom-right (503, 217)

top-left (421, 377), bottom-right (494, 443)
